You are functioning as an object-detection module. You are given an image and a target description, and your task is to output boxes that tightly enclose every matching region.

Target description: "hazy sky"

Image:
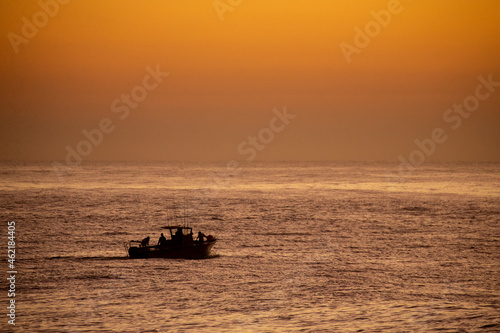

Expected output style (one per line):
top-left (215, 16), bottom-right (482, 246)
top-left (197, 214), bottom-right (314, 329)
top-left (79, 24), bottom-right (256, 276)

top-left (1, 0), bottom-right (499, 162)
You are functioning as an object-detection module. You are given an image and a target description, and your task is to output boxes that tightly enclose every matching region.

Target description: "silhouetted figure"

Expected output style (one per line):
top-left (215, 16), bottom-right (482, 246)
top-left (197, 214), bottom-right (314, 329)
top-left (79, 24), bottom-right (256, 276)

top-left (141, 236), bottom-right (150, 247)
top-left (175, 228), bottom-right (183, 245)
top-left (158, 233), bottom-right (168, 247)
top-left (197, 231), bottom-right (206, 242)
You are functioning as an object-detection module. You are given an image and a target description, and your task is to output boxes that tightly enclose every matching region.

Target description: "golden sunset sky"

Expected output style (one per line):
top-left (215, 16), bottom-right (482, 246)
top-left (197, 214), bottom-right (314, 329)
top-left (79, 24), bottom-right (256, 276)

top-left (1, 0), bottom-right (499, 162)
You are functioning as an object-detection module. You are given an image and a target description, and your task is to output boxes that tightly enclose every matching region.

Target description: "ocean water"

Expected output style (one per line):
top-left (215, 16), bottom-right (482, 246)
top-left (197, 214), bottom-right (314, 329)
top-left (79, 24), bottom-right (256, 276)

top-left (0, 161), bottom-right (499, 332)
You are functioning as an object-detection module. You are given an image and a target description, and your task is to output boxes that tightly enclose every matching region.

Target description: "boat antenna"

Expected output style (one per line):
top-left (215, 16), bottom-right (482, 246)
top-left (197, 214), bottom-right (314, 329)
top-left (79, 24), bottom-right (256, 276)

top-left (183, 200), bottom-right (187, 227)
top-left (176, 202), bottom-right (179, 226)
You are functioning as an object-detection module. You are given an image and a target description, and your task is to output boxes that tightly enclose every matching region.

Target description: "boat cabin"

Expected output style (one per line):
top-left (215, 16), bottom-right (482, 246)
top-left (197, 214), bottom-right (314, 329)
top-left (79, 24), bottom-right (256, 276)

top-left (162, 226), bottom-right (194, 245)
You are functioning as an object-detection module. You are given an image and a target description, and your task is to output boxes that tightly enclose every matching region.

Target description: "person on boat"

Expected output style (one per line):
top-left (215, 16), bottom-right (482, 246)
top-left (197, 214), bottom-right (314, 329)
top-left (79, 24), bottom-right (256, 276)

top-left (140, 236), bottom-right (150, 247)
top-left (188, 230), bottom-right (194, 245)
top-left (158, 233), bottom-right (168, 247)
top-left (175, 228), bottom-right (183, 245)
top-left (197, 231), bottom-right (206, 242)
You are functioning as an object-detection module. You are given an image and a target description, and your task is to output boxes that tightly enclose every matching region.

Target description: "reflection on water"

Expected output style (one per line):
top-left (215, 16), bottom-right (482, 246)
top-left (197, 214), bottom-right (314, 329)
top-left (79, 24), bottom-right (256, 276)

top-left (1, 161), bottom-right (499, 332)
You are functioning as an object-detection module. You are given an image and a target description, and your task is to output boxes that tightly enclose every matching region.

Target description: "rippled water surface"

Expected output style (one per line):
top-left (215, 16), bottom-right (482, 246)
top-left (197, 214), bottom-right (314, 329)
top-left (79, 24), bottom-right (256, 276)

top-left (1, 162), bottom-right (499, 332)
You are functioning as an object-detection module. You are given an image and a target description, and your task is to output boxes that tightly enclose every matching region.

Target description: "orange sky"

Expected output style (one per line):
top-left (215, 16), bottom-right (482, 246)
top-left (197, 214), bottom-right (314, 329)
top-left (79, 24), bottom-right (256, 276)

top-left (1, 0), bottom-right (499, 162)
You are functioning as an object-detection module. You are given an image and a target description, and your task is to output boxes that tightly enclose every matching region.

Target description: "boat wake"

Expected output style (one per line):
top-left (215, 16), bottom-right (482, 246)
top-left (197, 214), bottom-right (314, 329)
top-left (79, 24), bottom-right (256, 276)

top-left (48, 255), bottom-right (129, 261)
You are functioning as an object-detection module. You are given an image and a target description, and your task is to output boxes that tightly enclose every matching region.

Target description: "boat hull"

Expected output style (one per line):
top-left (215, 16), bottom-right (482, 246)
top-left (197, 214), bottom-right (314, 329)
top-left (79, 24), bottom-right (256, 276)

top-left (128, 240), bottom-right (216, 259)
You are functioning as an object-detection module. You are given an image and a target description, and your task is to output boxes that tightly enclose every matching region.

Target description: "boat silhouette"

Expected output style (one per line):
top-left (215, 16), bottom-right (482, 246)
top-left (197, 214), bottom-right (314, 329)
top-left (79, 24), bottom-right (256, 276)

top-left (128, 226), bottom-right (216, 259)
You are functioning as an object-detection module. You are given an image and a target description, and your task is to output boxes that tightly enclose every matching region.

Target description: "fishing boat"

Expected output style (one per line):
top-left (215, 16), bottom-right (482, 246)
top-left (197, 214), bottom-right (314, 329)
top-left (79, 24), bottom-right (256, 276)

top-left (128, 226), bottom-right (216, 259)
